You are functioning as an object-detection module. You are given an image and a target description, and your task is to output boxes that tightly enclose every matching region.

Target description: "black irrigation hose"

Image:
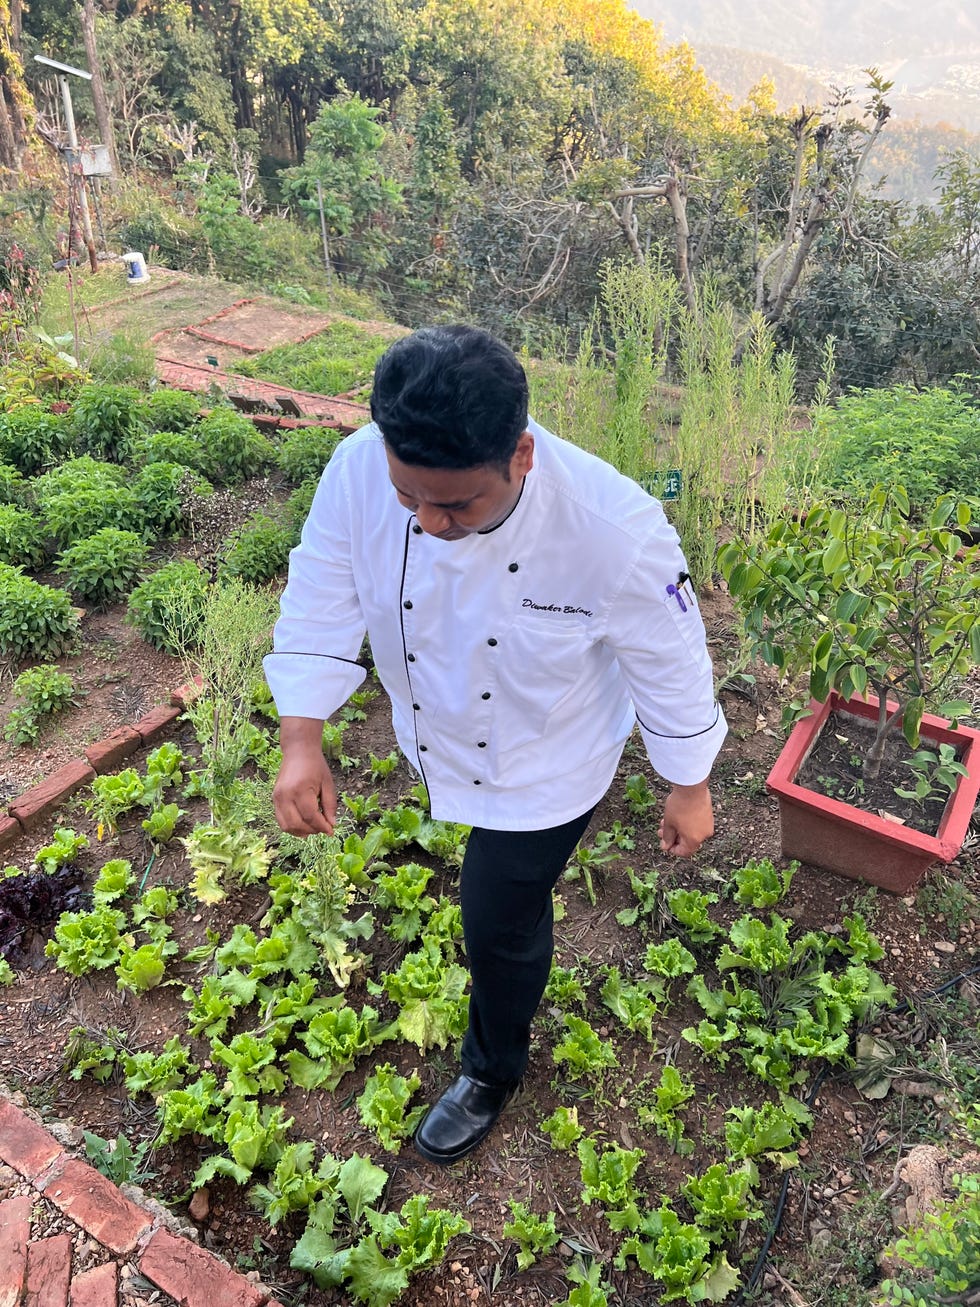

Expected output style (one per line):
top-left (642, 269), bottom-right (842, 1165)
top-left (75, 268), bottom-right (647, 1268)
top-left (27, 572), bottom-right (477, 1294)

top-left (736, 963), bottom-right (980, 1301)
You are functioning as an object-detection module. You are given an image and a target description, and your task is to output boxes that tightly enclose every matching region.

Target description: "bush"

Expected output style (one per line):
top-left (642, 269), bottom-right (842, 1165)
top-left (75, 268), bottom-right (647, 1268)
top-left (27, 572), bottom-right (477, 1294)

top-left (69, 383), bottom-right (145, 462)
top-left (33, 455), bottom-right (125, 500)
top-left (126, 560), bottom-right (210, 653)
top-left (816, 385), bottom-right (980, 512)
top-left (141, 388), bottom-right (202, 433)
top-left (0, 407), bottom-right (71, 473)
top-left (0, 565), bottom-right (78, 662)
top-left (196, 408), bottom-right (274, 484)
top-left (134, 429), bottom-right (209, 472)
top-left (219, 513), bottom-right (293, 582)
top-left (41, 484), bottom-right (143, 548)
top-left (0, 461), bottom-right (26, 504)
top-left (283, 478), bottom-right (318, 536)
top-left (56, 528), bottom-right (149, 606)
top-left (0, 504), bottom-right (47, 567)
top-left (4, 664), bottom-right (76, 745)
top-left (275, 426), bottom-right (340, 484)
top-left (132, 461), bottom-right (212, 537)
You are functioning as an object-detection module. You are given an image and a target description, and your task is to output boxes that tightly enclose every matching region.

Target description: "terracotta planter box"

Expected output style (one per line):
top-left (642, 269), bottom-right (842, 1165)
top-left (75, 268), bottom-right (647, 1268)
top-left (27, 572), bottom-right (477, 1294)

top-left (766, 691), bottom-right (980, 894)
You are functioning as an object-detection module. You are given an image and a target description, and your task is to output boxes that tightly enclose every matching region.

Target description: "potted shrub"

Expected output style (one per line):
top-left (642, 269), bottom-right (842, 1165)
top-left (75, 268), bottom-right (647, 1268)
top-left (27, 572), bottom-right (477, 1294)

top-left (719, 486), bottom-right (980, 892)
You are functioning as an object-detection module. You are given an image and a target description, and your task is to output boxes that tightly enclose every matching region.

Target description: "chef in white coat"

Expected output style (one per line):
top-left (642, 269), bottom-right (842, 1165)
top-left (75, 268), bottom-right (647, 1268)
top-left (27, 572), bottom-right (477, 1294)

top-left (264, 325), bottom-right (727, 1164)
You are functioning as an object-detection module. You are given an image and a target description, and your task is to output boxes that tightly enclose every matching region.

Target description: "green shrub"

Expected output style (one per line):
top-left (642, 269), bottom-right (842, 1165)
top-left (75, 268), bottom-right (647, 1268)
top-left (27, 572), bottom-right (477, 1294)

top-left (126, 559), bottom-right (210, 653)
top-left (132, 461), bottom-right (212, 536)
top-left (283, 477), bottom-right (318, 537)
top-left (56, 528), bottom-right (149, 606)
top-left (0, 504), bottom-right (47, 567)
top-left (4, 664), bottom-right (76, 745)
top-left (0, 407), bottom-right (71, 473)
top-left (0, 461), bottom-right (26, 504)
top-left (219, 513), bottom-right (293, 582)
top-left (41, 484), bottom-right (143, 548)
top-left (0, 565), bottom-right (78, 662)
top-left (69, 383), bottom-right (145, 462)
top-left (135, 430), bottom-right (208, 472)
top-left (33, 455), bottom-right (125, 500)
top-left (816, 385), bottom-right (980, 512)
top-left (196, 408), bottom-right (274, 485)
top-left (141, 388), bottom-right (203, 434)
top-left (275, 426), bottom-right (340, 484)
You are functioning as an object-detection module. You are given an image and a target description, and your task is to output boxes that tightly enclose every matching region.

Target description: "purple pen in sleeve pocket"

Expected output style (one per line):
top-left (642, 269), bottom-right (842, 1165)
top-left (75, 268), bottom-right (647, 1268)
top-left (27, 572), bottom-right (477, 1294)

top-left (666, 583), bottom-right (688, 612)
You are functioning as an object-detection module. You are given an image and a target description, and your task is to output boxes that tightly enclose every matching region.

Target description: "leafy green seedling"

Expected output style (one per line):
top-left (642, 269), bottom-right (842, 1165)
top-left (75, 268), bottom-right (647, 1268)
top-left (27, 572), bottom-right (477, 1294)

top-left (92, 857), bottom-right (135, 905)
top-left (141, 802), bottom-right (184, 845)
top-left (540, 1105), bottom-right (584, 1150)
top-left (895, 743), bottom-right (969, 806)
top-left (599, 967), bottom-right (664, 1041)
top-left (503, 1200), bottom-right (560, 1270)
top-left (83, 1130), bottom-right (156, 1186)
top-left (553, 1015), bottom-right (617, 1079)
top-left (578, 1136), bottom-right (646, 1231)
top-left (356, 1064), bottom-right (427, 1154)
top-left (545, 964), bottom-right (589, 1010)
top-left (643, 937), bottom-right (697, 979)
top-left (638, 1064), bottom-right (695, 1156)
top-left (730, 858), bottom-right (797, 908)
top-left (86, 769), bottom-right (145, 837)
top-left (368, 750), bottom-right (400, 781)
top-left (624, 773), bottom-right (656, 815)
top-left (665, 887), bottom-right (721, 943)
top-left (34, 827), bottom-right (88, 874)
top-left (616, 866), bottom-right (660, 927)
top-left (682, 1163), bottom-right (761, 1240)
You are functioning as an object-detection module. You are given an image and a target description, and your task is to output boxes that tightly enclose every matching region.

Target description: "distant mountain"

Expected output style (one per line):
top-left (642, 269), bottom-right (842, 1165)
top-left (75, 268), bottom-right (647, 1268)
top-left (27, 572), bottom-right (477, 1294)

top-left (629, 0), bottom-right (980, 131)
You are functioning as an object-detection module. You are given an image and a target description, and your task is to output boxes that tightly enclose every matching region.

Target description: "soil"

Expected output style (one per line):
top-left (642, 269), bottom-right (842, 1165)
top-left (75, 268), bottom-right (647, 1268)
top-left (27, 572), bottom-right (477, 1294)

top-left (1, 567), bottom-right (978, 1306)
top-left (797, 711), bottom-right (958, 838)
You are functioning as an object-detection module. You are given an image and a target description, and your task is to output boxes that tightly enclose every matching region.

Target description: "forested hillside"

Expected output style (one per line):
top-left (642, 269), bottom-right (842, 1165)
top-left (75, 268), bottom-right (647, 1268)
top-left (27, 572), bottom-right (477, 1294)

top-left (3, 0), bottom-right (980, 390)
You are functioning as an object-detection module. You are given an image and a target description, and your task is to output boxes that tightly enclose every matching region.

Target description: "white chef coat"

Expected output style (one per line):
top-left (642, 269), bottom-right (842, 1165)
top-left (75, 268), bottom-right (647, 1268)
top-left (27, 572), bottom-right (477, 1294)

top-left (263, 418), bottom-right (727, 831)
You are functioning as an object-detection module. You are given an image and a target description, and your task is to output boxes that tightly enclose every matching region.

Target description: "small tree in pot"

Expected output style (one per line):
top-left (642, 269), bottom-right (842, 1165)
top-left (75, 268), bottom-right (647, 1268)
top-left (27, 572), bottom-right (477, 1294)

top-left (719, 485), bottom-right (980, 781)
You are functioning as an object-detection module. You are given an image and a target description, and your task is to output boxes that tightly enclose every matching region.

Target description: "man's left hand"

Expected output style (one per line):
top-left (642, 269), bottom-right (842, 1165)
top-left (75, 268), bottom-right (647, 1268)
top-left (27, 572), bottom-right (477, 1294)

top-left (659, 781), bottom-right (714, 858)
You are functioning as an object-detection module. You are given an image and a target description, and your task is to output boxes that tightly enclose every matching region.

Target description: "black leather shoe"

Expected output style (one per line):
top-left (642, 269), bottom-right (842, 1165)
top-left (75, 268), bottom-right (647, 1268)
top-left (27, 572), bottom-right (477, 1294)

top-left (413, 1073), bottom-right (519, 1165)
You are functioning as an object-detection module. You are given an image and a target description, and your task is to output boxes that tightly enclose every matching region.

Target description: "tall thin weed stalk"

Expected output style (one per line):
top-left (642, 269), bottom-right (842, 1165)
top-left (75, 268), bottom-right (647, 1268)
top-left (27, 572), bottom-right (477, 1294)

top-left (172, 579), bottom-right (279, 814)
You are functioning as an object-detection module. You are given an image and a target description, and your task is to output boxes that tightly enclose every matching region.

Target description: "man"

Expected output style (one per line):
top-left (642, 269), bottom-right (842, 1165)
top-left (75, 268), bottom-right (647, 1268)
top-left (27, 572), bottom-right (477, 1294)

top-left (264, 325), bottom-right (727, 1165)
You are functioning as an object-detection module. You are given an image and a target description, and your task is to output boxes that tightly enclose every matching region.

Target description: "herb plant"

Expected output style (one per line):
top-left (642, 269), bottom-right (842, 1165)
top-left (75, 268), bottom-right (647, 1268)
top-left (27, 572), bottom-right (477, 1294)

top-left (0, 566), bottom-right (78, 661)
top-left (4, 664), bottom-right (75, 744)
top-left (0, 503), bottom-right (46, 567)
top-left (56, 528), bottom-right (148, 605)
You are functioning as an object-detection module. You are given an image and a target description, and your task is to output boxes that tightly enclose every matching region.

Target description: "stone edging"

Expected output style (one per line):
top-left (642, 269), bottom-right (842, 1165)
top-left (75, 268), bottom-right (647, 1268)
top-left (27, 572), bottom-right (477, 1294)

top-left (0, 1096), bottom-right (284, 1307)
top-left (0, 679), bottom-right (202, 855)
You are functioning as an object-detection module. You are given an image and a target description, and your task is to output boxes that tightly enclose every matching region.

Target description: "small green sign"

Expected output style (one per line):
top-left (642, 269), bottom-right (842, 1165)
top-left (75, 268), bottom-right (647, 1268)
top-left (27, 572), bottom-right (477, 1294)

top-left (640, 469), bottom-right (682, 501)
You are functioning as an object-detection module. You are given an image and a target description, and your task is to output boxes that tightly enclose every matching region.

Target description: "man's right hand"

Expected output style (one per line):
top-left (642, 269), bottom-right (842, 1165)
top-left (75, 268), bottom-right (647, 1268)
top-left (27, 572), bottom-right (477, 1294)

top-left (273, 716), bottom-right (337, 836)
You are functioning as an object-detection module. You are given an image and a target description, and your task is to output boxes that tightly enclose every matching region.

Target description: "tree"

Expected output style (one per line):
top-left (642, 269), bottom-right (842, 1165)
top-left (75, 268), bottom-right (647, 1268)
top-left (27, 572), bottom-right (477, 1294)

top-left (0, 0), bottom-right (37, 180)
top-left (279, 91), bottom-right (403, 275)
top-left (78, 0), bottom-right (119, 175)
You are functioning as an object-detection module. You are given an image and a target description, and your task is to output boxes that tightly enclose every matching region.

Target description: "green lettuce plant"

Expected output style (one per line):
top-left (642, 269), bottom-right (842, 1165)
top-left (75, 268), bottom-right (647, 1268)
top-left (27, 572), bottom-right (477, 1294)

top-left (503, 1200), bottom-right (560, 1270)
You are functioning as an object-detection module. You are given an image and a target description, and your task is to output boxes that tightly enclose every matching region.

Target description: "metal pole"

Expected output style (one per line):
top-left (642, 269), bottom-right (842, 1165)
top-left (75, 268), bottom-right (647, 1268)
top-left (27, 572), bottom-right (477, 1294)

top-left (57, 72), bottom-right (98, 273)
top-left (316, 179), bottom-right (333, 282)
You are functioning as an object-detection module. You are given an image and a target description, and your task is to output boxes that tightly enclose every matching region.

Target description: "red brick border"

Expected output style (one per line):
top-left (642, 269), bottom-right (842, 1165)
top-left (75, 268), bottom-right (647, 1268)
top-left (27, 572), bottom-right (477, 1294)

top-left (84, 726), bottom-right (142, 775)
top-left (0, 1098), bottom-right (281, 1307)
top-left (0, 682), bottom-right (191, 849)
top-left (8, 761), bottom-right (95, 832)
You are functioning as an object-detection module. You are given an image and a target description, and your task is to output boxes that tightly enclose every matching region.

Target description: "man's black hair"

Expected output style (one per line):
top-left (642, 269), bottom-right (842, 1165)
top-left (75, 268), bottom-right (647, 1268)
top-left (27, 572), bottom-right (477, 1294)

top-left (370, 325), bottom-right (529, 473)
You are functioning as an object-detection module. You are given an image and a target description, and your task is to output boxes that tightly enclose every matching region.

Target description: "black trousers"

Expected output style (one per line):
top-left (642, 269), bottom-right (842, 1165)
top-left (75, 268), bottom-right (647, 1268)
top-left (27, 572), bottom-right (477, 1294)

top-left (459, 806), bottom-right (596, 1085)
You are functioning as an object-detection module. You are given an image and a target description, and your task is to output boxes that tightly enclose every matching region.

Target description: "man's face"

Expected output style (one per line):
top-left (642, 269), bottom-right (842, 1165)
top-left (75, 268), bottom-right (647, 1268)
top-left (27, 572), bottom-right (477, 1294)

top-left (385, 432), bottom-right (534, 541)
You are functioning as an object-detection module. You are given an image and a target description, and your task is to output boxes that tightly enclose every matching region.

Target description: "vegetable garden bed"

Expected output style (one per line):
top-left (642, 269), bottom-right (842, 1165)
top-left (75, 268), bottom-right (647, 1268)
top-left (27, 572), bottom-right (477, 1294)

top-left (1, 587), bottom-right (977, 1305)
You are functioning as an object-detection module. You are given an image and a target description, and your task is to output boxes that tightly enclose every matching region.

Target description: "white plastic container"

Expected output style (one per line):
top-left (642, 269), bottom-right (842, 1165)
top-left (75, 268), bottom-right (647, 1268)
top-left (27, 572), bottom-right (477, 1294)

top-left (123, 251), bottom-right (150, 285)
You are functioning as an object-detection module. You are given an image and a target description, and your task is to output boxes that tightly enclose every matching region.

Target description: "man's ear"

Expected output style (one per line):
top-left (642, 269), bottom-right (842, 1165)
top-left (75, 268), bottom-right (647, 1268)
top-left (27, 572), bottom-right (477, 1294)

top-left (511, 430), bottom-right (534, 478)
